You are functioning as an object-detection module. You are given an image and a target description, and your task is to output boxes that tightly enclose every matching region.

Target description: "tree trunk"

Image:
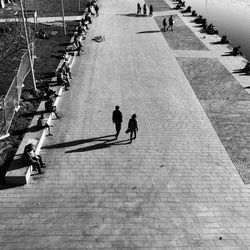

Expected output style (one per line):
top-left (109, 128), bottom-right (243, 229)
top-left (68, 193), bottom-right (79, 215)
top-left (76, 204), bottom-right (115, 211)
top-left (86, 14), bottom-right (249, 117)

top-left (0, 0), bottom-right (5, 8)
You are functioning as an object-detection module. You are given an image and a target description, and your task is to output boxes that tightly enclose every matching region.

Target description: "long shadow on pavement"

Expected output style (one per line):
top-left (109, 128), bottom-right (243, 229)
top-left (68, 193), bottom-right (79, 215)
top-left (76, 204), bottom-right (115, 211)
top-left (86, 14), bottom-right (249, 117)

top-left (136, 30), bottom-right (161, 34)
top-left (65, 139), bottom-right (132, 153)
top-left (42, 134), bottom-right (117, 149)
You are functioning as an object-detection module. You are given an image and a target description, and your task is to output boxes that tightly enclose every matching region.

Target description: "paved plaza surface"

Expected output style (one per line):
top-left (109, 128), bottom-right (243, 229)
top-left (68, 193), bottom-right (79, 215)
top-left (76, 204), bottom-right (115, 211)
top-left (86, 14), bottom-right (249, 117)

top-left (2, 0), bottom-right (250, 249)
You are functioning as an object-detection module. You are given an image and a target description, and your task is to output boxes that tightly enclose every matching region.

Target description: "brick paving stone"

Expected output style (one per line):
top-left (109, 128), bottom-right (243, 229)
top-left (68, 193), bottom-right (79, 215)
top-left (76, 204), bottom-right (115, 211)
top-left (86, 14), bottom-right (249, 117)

top-left (1, 0), bottom-right (250, 249)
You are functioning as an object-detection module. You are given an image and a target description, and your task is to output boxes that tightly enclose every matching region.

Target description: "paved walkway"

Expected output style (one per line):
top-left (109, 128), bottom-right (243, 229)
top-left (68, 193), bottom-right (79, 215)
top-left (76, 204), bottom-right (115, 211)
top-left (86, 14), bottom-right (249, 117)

top-left (1, 0), bottom-right (250, 249)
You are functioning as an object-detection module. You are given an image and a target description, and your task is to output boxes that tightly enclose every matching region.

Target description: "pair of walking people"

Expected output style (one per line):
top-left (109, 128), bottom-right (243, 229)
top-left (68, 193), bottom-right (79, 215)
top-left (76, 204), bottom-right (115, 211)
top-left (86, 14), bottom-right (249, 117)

top-left (112, 106), bottom-right (138, 142)
top-left (162, 15), bottom-right (174, 32)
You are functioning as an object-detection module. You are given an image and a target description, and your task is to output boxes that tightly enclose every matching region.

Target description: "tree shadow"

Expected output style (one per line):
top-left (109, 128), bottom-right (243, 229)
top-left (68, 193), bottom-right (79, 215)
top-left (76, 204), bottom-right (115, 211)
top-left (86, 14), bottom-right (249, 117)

top-left (136, 30), bottom-right (161, 34)
top-left (65, 139), bottom-right (132, 153)
top-left (42, 134), bottom-right (117, 149)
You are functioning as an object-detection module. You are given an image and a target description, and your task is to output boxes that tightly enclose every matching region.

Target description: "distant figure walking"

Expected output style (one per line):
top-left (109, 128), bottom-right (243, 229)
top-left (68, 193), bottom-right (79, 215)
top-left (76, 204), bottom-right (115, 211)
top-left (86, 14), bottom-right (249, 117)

top-left (143, 4), bottom-right (147, 15)
top-left (162, 18), bottom-right (167, 32)
top-left (167, 15), bottom-right (174, 31)
top-left (137, 3), bottom-right (141, 15)
top-left (128, 114), bottom-right (138, 142)
top-left (112, 106), bottom-right (123, 138)
top-left (149, 5), bottom-right (153, 16)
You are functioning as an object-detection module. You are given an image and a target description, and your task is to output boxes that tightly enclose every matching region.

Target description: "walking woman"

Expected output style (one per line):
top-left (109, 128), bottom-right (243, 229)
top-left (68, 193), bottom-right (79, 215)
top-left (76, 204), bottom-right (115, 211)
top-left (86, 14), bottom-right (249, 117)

top-left (128, 114), bottom-right (138, 142)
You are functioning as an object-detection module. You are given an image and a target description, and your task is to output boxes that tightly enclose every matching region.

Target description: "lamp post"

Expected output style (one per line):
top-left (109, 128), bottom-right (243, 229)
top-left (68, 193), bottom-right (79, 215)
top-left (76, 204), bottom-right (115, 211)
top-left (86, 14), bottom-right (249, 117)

top-left (61, 0), bottom-right (66, 35)
top-left (20, 0), bottom-right (37, 90)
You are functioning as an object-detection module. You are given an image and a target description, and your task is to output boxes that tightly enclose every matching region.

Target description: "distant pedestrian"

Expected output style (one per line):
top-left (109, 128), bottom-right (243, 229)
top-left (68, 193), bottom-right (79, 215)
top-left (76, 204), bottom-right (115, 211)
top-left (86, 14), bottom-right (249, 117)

top-left (143, 4), bottom-right (147, 15)
top-left (128, 114), bottom-right (138, 142)
top-left (149, 5), bottom-right (153, 16)
top-left (138, 5), bottom-right (141, 16)
top-left (167, 15), bottom-right (174, 31)
top-left (112, 106), bottom-right (123, 138)
top-left (137, 2), bottom-right (141, 15)
top-left (162, 18), bottom-right (167, 32)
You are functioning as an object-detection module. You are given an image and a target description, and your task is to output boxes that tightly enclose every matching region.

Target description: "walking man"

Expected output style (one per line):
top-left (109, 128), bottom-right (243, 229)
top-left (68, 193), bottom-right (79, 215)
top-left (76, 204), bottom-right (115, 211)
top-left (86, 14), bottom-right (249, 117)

top-left (167, 15), bottom-right (174, 31)
top-left (137, 2), bottom-right (141, 15)
top-left (163, 17), bottom-right (167, 32)
top-left (149, 5), bottom-right (153, 16)
top-left (112, 106), bottom-right (122, 138)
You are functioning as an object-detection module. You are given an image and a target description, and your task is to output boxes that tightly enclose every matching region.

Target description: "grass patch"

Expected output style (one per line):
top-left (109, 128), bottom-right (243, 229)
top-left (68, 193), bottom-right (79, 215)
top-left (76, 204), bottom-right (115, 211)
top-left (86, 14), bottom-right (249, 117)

top-left (24, 0), bottom-right (89, 17)
top-left (154, 15), bottom-right (208, 51)
top-left (177, 57), bottom-right (250, 184)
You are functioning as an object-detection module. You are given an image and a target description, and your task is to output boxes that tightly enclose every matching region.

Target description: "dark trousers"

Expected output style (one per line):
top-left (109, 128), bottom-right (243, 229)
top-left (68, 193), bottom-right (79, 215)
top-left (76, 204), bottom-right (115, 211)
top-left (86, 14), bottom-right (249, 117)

top-left (130, 130), bottom-right (137, 140)
top-left (115, 122), bottom-right (121, 136)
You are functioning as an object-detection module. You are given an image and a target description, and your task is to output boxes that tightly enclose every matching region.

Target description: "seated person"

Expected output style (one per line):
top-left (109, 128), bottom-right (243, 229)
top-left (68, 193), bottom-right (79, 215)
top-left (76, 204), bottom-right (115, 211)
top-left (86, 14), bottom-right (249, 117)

top-left (191, 10), bottom-right (197, 16)
top-left (232, 46), bottom-right (243, 56)
top-left (220, 35), bottom-right (229, 44)
top-left (23, 143), bottom-right (45, 174)
top-left (57, 69), bottom-right (66, 85)
top-left (85, 13), bottom-right (92, 24)
top-left (37, 114), bottom-right (53, 136)
top-left (45, 99), bottom-right (60, 119)
top-left (62, 59), bottom-right (72, 79)
top-left (45, 86), bottom-right (59, 100)
top-left (77, 41), bottom-right (83, 55)
top-left (185, 6), bottom-right (191, 12)
top-left (242, 62), bottom-right (250, 73)
top-left (77, 23), bottom-right (83, 36)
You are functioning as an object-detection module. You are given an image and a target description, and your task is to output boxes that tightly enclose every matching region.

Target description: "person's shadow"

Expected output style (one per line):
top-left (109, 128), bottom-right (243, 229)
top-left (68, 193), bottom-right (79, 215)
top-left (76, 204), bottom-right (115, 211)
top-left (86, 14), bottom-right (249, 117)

top-left (222, 51), bottom-right (234, 56)
top-left (65, 138), bottom-right (132, 153)
top-left (42, 134), bottom-right (132, 153)
top-left (136, 30), bottom-right (161, 34)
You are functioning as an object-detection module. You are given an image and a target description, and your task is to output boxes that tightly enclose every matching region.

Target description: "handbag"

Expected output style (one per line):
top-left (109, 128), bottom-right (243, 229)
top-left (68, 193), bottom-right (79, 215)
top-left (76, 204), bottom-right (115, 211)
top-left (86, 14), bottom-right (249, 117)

top-left (125, 128), bottom-right (131, 134)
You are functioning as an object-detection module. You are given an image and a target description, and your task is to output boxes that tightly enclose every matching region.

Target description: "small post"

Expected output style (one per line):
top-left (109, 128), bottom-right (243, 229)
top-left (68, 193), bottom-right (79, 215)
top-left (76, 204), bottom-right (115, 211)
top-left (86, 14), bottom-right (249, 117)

top-left (61, 0), bottom-right (66, 35)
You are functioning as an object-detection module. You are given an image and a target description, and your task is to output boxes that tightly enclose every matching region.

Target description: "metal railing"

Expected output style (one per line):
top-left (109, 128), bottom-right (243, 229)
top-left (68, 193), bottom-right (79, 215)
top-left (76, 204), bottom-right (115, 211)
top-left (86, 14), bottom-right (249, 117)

top-left (0, 42), bottom-right (34, 139)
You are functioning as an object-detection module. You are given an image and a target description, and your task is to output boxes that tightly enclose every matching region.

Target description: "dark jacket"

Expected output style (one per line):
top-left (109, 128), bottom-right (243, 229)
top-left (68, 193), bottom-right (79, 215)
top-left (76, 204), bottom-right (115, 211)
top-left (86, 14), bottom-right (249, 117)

top-left (128, 118), bottom-right (138, 131)
top-left (112, 110), bottom-right (122, 123)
